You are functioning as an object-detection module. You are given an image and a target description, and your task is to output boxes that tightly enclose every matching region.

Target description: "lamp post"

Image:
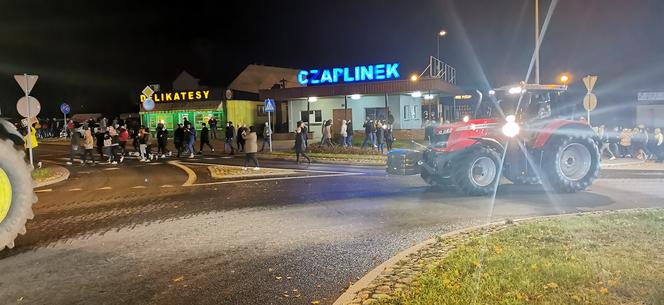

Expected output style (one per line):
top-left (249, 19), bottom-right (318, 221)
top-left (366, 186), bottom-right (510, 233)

top-left (437, 30), bottom-right (447, 60)
top-left (535, 0), bottom-right (540, 84)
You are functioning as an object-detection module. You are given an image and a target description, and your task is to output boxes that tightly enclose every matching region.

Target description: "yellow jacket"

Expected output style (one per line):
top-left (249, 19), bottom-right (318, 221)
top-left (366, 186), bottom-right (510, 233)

top-left (24, 126), bottom-right (38, 149)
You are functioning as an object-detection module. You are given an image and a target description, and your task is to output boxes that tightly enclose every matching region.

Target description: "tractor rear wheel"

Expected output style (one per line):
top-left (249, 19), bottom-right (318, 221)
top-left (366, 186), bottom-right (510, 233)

top-left (453, 147), bottom-right (501, 196)
top-left (542, 135), bottom-right (600, 193)
top-left (0, 139), bottom-right (36, 250)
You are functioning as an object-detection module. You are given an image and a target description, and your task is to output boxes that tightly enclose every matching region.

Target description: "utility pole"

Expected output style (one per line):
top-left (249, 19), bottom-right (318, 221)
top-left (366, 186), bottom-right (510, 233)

top-left (535, 0), bottom-right (540, 84)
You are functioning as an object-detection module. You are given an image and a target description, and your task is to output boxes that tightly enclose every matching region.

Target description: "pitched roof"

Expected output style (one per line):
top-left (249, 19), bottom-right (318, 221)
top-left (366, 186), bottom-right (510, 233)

top-left (229, 64), bottom-right (302, 94)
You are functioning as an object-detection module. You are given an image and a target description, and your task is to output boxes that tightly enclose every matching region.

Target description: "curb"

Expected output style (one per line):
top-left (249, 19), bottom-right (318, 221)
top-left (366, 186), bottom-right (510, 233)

top-left (600, 160), bottom-right (645, 168)
top-left (257, 155), bottom-right (386, 167)
top-left (333, 209), bottom-right (655, 305)
top-left (33, 165), bottom-right (70, 188)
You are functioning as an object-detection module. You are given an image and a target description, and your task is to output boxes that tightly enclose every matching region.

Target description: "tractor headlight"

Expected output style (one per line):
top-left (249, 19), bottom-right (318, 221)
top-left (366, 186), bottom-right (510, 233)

top-left (502, 115), bottom-right (520, 137)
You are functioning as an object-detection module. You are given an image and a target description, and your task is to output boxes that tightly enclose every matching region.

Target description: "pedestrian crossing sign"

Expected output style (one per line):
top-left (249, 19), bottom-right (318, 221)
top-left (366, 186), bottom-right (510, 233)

top-left (264, 99), bottom-right (275, 112)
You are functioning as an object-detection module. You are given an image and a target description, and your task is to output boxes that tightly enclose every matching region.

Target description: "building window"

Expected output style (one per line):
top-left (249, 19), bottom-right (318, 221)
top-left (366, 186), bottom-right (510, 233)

top-left (366, 108), bottom-right (387, 121)
top-left (301, 110), bottom-right (322, 123)
top-left (403, 106), bottom-right (418, 120)
top-left (413, 105), bottom-right (420, 119)
top-left (257, 105), bottom-right (267, 116)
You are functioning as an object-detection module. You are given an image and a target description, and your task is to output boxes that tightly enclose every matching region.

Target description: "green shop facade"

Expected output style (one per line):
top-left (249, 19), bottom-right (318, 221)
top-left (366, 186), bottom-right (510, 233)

top-left (139, 89), bottom-right (225, 135)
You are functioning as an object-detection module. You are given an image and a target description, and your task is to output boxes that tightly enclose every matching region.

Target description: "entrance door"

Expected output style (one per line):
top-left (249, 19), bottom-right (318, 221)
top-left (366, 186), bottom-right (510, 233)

top-left (332, 109), bottom-right (352, 136)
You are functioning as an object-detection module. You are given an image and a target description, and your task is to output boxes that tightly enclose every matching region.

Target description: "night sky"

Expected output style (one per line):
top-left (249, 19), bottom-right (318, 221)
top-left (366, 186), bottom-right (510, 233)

top-left (1, 0), bottom-right (663, 126)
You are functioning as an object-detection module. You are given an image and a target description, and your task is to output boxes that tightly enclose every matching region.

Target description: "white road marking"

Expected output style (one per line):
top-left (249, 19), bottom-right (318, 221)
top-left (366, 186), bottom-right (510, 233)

top-left (104, 168), bottom-right (120, 171)
top-left (97, 186), bottom-right (113, 190)
top-left (160, 184), bottom-right (175, 188)
top-left (35, 188), bottom-right (52, 193)
top-left (68, 188), bottom-right (83, 191)
top-left (131, 186), bottom-right (147, 189)
top-left (190, 172), bottom-right (362, 186)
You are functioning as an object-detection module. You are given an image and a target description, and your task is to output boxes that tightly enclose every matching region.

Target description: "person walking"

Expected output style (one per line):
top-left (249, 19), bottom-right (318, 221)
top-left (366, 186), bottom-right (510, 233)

top-left (299, 121), bottom-right (309, 148)
top-left (198, 122), bottom-right (214, 154)
top-left (598, 125), bottom-right (616, 160)
top-left (619, 127), bottom-right (633, 158)
top-left (208, 116), bottom-right (218, 140)
top-left (346, 120), bottom-right (353, 147)
top-left (156, 123), bottom-right (169, 158)
top-left (185, 123), bottom-right (195, 158)
top-left (260, 122), bottom-right (272, 152)
top-left (66, 125), bottom-right (83, 165)
top-left (241, 126), bottom-right (260, 170)
top-left (117, 125), bottom-right (128, 162)
top-left (294, 126), bottom-right (311, 164)
top-left (361, 119), bottom-right (375, 149)
top-left (103, 131), bottom-right (116, 164)
top-left (632, 127), bottom-right (647, 160)
top-left (81, 126), bottom-right (96, 165)
top-left (236, 124), bottom-right (246, 152)
top-left (375, 121), bottom-right (385, 153)
top-left (340, 120), bottom-right (348, 147)
top-left (655, 128), bottom-right (664, 163)
top-left (385, 122), bottom-right (394, 151)
top-left (174, 123), bottom-right (184, 157)
top-left (322, 120), bottom-right (333, 147)
top-left (225, 121), bottom-right (235, 155)
top-left (95, 127), bottom-right (106, 161)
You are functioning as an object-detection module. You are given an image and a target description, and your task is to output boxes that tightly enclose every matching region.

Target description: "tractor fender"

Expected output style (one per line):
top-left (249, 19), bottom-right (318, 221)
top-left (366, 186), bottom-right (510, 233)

top-left (0, 119), bottom-right (24, 146)
top-left (469, 137), bottom-right (505, 154)
top-left (532, 120), bottom-right (597, 149)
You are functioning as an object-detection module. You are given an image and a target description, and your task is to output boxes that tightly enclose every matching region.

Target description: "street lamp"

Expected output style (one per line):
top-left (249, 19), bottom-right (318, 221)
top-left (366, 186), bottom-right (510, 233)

top-left (437, 30), bottom-right (447, 60)
top-left (410, 74), bottom-right (418, 82)
top-left (559, 73), bottom-right (570, 85)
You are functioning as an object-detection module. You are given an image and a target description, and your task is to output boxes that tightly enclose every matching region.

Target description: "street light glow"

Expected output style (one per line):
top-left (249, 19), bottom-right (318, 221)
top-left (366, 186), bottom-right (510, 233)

top-left (439, 30), bottom-right (447, 36)
top-left (308, 97), bottom-right (318, 102)
top-left (424, 94), bottom-right (435, 100)
top-left (350, 94), bottom-right (361, 100)
top-left (559, 73), bottom-right (570, 84)
top-left (411, 91), bottom-right (422, 98)
top-left (410, 74), bottom-right (418, 82)
top-left (508, 86), bottom-right (523, 94)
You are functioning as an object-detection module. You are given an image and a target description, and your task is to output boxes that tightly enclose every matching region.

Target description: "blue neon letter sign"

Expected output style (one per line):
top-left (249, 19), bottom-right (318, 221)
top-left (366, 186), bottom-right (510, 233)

top-left (298, 62), bottom-right (400, 85)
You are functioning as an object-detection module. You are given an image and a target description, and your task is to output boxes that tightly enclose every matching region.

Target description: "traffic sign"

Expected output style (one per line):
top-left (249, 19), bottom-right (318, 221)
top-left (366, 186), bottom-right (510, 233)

top-left (14, 74), bottom-right (38, 94)
top-left (142, 86), bottom-right (155, 98)
top-left (16, 96), bottom-right (41, 118)
top-left (583, 93), bottom-right (597, 111)
top-left (143, 98), bottom-right (155, 111)
top-left (582, 75), bottom-right (597, 92)
top-left (264, 99), bottom-right (275, 112)
top-left (60, 102), bottom-right (71, 115)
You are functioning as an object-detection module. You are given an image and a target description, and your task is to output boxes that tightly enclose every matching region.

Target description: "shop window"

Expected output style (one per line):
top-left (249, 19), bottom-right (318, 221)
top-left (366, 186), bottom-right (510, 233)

top-left (257, 105), bottom-right (267, 117)
top-left (366, 108), bottom-right (387, 121)
top-left (403, 106), bottom-right (418, 120)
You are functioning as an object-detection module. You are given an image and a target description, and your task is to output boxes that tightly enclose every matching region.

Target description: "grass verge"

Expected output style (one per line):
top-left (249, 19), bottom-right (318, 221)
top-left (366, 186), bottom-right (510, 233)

top-left (378, 210), bottom-right (664, 305)
top-left (31, 168), bottom-right (50, 180)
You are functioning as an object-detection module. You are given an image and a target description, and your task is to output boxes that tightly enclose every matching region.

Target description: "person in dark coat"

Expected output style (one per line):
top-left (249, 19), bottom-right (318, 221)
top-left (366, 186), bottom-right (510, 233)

top-left (198, 122), bottom-right (214, 154)
top-left (225, 121), bottom-right (235, 155)
top-left (208, 117), bottom-right (218, 140)
top-left (174, 123), bottom-right (184, 157)
top-left (156, 123), bottom-right (169, 158)
top-left (345, 120), bottom-right (353, 147)
top-left (375, 122), bottom-right (385, 153)
top-left (236, 124), bottom-right (246, 152)
top-left (294, 126), bottom-right (311, 164)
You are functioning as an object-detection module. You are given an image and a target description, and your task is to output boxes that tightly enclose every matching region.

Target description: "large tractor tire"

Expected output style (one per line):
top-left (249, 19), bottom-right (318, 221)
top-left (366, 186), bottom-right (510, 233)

top-left (542, 135), bottom-right (600, 193)
top-left (505, 173), bottom-right (541, 185)
top-left (453, 147), bottom-right (501, 196)
top-left (0, 139), bottom-right (36, 250)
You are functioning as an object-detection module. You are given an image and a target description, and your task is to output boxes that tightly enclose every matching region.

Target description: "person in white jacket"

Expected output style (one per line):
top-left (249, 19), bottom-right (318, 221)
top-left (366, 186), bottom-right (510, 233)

top-left (340, 120), bottom-right (348, 147)
top-left (655, 128), bottom-right (664, 163)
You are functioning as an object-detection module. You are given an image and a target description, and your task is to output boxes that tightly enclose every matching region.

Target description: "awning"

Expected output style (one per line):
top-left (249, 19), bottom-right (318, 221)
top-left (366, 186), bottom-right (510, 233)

top-left (259, 77), bottom-right (464, 100)
top-left (140, 100), bottom-right (224, 113)
top-left (70, 113), bottom-right (102, 122)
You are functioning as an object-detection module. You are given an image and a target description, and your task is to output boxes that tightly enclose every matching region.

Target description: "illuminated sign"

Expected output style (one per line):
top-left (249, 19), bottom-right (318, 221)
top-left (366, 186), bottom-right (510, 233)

top-left (297, 63), bottom-right (400, 85)
top-left (140, 90), bottom-right (210, 102)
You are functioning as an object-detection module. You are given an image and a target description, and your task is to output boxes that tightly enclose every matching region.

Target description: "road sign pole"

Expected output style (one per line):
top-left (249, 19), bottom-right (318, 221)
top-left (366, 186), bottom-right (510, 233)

top-left (24, 73), bottom-right (33, 167)
top-left (268, 111), bottom-right (272, 152)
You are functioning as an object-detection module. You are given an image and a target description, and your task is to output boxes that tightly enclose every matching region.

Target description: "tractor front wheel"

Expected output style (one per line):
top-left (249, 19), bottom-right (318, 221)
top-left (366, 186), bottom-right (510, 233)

top-left (453, 148), bottom-right (501, 196)
top-left (542, 135), bottom-right (600, 193)
top-left (0, 139), bottom-right (36, 250)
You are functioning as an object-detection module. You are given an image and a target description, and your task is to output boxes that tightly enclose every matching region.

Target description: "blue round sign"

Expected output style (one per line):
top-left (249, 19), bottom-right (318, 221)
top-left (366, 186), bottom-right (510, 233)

top-left (143, 98), bottom-right (155, 111)
top-left (60, 103), bottom-right (70, 115)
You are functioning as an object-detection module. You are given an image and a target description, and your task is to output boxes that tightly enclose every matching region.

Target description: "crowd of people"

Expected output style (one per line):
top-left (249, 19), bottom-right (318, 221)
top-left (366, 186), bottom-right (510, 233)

top-left (316, 118), bottom-right (393, 153)
top-left (596, 125), bottom-right (664, 162)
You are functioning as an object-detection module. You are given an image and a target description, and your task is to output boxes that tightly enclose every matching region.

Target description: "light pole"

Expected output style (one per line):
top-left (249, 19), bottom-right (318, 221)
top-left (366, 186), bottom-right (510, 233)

top-left (535, 0), bottom-right (540, 84)
top-left (437, 30), bottom-right (447, 60)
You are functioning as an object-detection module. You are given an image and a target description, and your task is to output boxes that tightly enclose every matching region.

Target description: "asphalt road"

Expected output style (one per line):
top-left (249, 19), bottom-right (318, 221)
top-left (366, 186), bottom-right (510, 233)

top-left (1, 143), bottom-right (664, 305)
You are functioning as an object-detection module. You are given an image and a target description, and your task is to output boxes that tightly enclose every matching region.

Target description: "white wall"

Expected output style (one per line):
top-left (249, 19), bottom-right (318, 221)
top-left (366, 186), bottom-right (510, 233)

top-left (637, 105), bottom-right (664, 127)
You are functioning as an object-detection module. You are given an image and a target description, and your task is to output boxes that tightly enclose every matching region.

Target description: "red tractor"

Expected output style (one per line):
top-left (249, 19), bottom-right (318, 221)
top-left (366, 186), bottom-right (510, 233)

top-left (388, 83), bottom-right (600, 196)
